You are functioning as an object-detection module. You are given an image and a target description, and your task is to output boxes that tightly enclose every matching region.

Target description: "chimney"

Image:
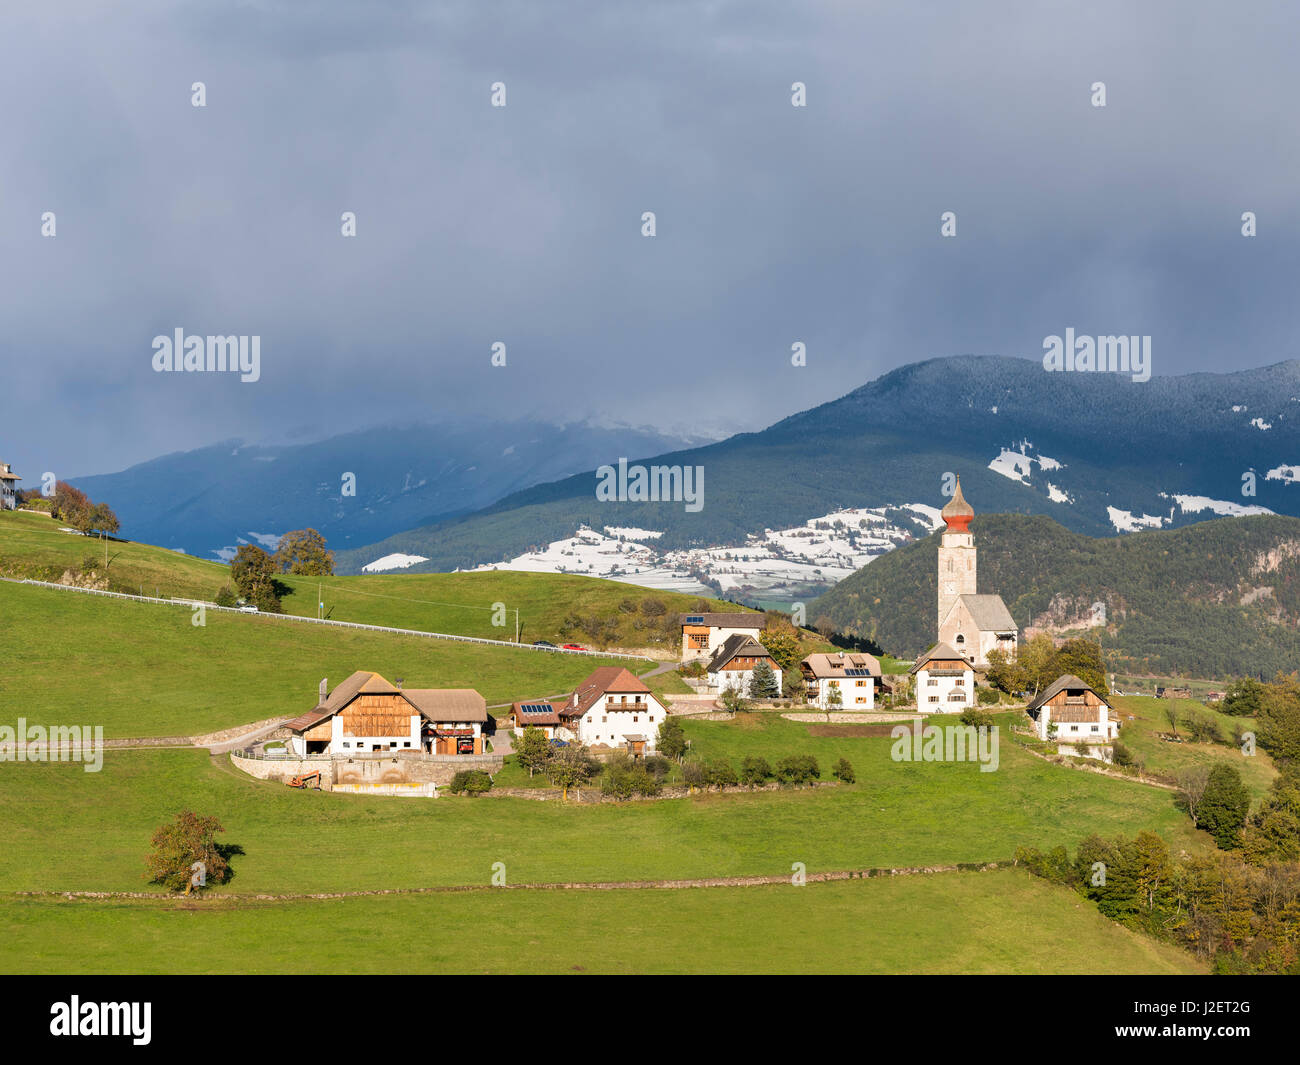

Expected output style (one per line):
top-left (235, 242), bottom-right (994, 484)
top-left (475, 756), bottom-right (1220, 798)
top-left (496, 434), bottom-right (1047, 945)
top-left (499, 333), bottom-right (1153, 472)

top-left (395, 677), bottom-right (404, 690)
top-left (319, 677), bottom-right (327, 700)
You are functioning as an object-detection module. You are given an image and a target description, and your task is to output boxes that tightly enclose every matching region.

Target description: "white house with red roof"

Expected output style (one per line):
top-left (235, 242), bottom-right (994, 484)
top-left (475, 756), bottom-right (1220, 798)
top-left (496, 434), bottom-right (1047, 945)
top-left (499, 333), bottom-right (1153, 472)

top-left (556, 665), bottom-right (668, 756)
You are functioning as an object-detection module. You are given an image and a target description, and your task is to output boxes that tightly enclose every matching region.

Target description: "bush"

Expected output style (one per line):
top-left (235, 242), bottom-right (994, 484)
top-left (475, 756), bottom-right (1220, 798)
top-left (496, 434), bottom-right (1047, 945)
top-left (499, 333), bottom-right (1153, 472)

top-left (681, 761), bottom-right (708, 789)
top-left (739, 756), bottom-right (773, 787)
top-left (80, 554), bottom-right (100, 574)
top-left (214, 584), bottom-right (237, 607)
top-left (449, 770), bottom-right (493, 796)
top-left (643, 755), bottom-right (672, 782)
top-left (1197, 764), bottom-right (1250, 849)
top-left (640, 598), bottom-right (667, 617)
top-left (832, 757), bottom-right (855, 783)
top-left (959, 707), bottom-right (996, 729)
top-left (706, 759), bottom-right (738, 788)
top-left (1111, 741), bottom-right (1135, 767)
top-left (975, 686), bottom-right (1001, 706)
top-left (775, 754), bottom-right (820, 786)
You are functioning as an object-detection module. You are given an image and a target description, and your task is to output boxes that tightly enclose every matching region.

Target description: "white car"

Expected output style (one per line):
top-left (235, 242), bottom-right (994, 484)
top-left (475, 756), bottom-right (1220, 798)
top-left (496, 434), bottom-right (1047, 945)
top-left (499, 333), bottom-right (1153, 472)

top-left (239, 605), bottom-right (259, 614)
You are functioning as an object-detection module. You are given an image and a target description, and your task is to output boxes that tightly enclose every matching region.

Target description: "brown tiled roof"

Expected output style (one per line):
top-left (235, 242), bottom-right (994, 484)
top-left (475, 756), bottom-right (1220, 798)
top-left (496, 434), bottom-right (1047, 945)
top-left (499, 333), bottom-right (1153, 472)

top-left (511, 700), bottom-right (565, 727)
top-left (562, 667), bottom-right (651, 717)
top-left (403, 688), bottom-right (488, 723)
top-left (1028, 674), bottom-right (1108, 713)
top-left (284, 670), bottom-right (381, 732)
top-left (679, 612), bottom-right (764, 629)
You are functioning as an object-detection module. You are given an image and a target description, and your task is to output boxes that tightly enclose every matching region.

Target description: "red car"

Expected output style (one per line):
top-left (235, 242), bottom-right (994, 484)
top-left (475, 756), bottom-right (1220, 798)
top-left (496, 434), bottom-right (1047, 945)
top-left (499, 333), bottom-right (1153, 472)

top-left (562, 643), bottom-right (587, 651)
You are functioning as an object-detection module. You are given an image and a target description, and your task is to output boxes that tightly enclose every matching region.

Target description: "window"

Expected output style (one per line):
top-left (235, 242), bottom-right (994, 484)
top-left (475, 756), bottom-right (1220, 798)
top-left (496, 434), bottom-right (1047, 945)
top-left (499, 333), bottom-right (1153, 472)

top-left (602, 715), bottom-right (607, 723)
top-left (586, 716), bottom-right (592, 723)
top-left (632, 716), bottom-right (638, 723)
top-left (928, 695), bottom-right (940, 703)
top-left (927, 678), bottom-right (937, 686)
top-left (1090, 725), bottom-right (1099, 733)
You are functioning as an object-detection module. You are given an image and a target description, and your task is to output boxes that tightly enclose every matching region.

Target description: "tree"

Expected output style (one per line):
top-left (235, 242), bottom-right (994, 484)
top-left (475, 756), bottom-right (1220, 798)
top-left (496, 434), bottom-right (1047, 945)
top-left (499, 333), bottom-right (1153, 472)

top-left (50, 481), bottom-right (89, 523)
top-left (546, 743), bottom-right (595, 800)
top-left (1054, 638), bottom-right (1110, 697)
top-left (1017, 634), bottom-right (1059, 696)
top-left (719, 685), bottom-right (749, 713)
top-left (514, 727), bottom-right (552, 779)
top-left (274, 528), bottom-right (335, 575)
top-left (1241, 765), bottom-right (1300, 864)
top-left (832, 757), bottom-right (855, 783)
top-left (740, 756), bottom-right (772, 787)
top-left (1223, 676), bottom-right (1265, 717)
top-left (985, 647), bottom-right (1027, 694)
top-left (749, 660), bottom-right (779, 700)
top-left (230, 544), bottom-right (278, 602)
top-left (1258, 673), bottom-right (1300, 764)
top-left (1176, 766), bottom-right (1211, 823)
top-left (758, 625), bottom-right (801, 673)
top-left (825, 682), bottom-right (842, 710)
top-left (1198, 764), bottom-right (1251, 849)
top-left (145, 810), bottom-right (230, 893)
top-left (657, 716), bottom-right (687, 761)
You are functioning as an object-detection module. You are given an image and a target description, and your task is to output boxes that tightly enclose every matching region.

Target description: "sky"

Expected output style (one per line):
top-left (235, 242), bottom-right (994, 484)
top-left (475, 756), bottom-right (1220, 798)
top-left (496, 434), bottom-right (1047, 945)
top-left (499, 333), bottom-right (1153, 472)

top-left (3, 0), bottom-right (1298, 482)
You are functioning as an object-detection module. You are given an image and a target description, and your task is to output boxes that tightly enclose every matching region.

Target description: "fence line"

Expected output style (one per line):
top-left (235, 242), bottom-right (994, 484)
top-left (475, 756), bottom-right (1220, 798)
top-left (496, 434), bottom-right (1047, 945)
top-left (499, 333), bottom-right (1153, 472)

top-left (2, 578), bottom-right (652, 661)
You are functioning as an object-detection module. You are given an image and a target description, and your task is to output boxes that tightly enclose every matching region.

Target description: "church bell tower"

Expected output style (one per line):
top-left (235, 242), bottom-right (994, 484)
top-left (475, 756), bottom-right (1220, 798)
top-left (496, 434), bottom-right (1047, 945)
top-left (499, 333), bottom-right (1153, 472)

top-left (937, 476), bottom-right (978, 632)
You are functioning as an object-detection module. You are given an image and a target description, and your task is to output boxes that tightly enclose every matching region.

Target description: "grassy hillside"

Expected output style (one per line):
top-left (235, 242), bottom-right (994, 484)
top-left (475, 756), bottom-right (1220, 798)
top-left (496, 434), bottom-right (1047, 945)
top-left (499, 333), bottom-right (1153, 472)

top-left (810, 512), bottom-right (1300, 677)
top-left (0, 508), bottom-right (747, 647)
top-left (0, 581), bottom-right (638, 737)
top-left (0, 870), bottom-right (1201, 974)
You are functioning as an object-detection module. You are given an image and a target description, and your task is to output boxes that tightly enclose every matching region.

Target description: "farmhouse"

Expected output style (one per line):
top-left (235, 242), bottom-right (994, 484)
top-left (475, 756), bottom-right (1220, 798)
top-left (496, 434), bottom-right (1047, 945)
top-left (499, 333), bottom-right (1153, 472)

top-left (706, 634), bottom-right (782, 697)
top-left (508, 699), bottom-right (568, 741)
top-left (284, 671), bottom-right (489, 756)
top-left (680, 611), bottom-right (763, 661)
top-left (935, 477), bottom-right (1018, 667)
top-left (562, 666), bottom-right (667, 756)
top-left (0, 462), bottom-right (20, 511)
top-left (910, 642), bottom-right (975, 711)
top-left (801, 651), bottom-right (881, 710)
top-left (1025, 674), bottom-right (1118, 742)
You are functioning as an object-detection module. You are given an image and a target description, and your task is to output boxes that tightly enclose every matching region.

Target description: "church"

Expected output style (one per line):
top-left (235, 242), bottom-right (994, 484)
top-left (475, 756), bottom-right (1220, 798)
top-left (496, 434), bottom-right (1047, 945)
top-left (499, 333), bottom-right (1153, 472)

top-left (935, 477), bottom-right (1018, 668)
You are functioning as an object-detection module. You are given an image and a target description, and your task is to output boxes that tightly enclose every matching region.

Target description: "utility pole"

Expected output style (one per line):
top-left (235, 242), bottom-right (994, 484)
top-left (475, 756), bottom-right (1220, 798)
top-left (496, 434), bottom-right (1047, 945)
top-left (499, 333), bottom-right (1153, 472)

top-left (515, 609), bottom-right (520, 643)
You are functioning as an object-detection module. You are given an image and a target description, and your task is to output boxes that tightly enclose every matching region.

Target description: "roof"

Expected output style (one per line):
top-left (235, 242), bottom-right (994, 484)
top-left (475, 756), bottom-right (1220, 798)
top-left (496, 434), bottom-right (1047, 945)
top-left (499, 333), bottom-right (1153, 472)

top-left (955, 594), bottom-right (1017, 632)
top-left (679, 612), bottom-right (764, 630)
top-left (563, 666), bottom-right (651, 717)
top-left (910, 642), bottom-right (974, 674)
top-left (801, 651), bottom-right (881, 679)
top-left (1027, 674), bottom-right (1108, 713)
top-left (284, 670), bottom-right (487, 732)
top-left (511, 700), bottom-right (565, 727)
top-left (707, 634), bottom-right (774, 672)
top-left (402, 688), bottom-right (488, 723)
top-left (941, 475), bottom-right (974, 529)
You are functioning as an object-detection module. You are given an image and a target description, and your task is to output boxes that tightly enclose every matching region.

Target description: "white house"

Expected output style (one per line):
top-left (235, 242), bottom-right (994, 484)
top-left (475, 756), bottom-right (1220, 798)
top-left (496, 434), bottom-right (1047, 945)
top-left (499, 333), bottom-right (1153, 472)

top-left (0, 463), bottom-right (20, 511)
top-left (1026, 674), bottom-right (1118, 743)
top-left (800, 651), bottom-right (881, 710)
top-left (560, 666), bottom-right (668, 757)
top-left (909, 642), bottom-right (975, 712)
top-left (680, 611), bottom-right (764, 661)
top-left (706, 634), bottom-right (782, 698)
top-left (284, 671), bottom-right (489, 756)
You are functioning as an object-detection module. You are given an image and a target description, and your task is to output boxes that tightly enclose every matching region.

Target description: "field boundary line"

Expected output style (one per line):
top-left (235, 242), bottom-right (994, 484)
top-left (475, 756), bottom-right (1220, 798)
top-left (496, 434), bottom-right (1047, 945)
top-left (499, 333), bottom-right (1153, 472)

top-left (10, 862), bottom-right (1019, 902)
top-left (0, 577), bottom-right (651, 661)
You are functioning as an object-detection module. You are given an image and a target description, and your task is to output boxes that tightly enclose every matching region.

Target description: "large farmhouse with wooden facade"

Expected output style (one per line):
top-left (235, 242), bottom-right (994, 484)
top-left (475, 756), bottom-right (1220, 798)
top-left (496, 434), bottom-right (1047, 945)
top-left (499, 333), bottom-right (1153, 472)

top-left (519, 666), bottom-right (668, 756)
top-left (706, 634), bottom-right (781, 697)
top-left (1025, 675), bottom-right (1118, 743)
top-left (285, 671), bottom-right (489, 757)
top-left (680, 612), bottom-right (764, 661)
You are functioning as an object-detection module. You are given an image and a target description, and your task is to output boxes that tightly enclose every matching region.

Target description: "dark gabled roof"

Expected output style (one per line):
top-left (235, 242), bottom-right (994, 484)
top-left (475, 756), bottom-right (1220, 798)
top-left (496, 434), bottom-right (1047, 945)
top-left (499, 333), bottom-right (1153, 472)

top-left (707, 633), bottom-right (773, 671)
top-left (909, 642), bottom-right (973, 674)
top-left (679, 612), bottom-right (764, 629)
top-left (1027, 674), bottom-right (1107, 712)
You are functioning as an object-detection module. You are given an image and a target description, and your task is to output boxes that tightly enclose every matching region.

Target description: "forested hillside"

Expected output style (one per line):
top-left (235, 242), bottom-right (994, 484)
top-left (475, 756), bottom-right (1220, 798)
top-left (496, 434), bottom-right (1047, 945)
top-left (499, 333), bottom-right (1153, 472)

top-left (810, 514), bottom-right (1300, 678)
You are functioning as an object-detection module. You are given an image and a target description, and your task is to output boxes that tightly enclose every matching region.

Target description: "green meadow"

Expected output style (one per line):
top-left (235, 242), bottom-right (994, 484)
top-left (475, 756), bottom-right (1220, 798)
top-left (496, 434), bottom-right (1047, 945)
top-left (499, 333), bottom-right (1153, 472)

top-left (0, 579), bottom-right (637, 737)
top-left (0, 869), bottom-right (1201, 975)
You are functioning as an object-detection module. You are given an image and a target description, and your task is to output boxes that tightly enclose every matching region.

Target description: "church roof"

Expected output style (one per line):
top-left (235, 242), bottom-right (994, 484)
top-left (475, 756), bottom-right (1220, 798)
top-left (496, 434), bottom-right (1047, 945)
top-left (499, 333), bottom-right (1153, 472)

top-left (955, 594), bottom-right (1016, 632)
top-left (941, 476), bottom-right (974, 530)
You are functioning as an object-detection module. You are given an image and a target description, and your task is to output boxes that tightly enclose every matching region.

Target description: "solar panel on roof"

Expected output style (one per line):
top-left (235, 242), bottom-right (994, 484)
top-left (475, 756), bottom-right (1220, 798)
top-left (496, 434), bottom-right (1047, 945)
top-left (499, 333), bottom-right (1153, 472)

top-left (844, 668), bottom-right (873, 677)
top-left (519, 703), bottom-right (553, 714)
top-left (685, 615), bottom-right (705, 624)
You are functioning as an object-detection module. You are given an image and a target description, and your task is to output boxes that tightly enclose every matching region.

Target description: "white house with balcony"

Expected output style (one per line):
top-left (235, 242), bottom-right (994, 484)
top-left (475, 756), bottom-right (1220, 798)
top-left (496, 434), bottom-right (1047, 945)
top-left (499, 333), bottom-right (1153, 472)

top-left (909, 642), bottom-right (975, 712)
top-left (560, 666), bottom-right (667, 757)
top-left (800, 651), bottom-right (881, 710)
top-left (0, 463), bottom-right (20, 510)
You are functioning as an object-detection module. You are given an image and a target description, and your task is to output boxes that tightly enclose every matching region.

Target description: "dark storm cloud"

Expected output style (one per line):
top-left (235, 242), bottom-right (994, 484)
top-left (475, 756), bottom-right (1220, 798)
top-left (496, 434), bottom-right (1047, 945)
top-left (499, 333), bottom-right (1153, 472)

top-left (2, 1), bottom-right (1297, 481)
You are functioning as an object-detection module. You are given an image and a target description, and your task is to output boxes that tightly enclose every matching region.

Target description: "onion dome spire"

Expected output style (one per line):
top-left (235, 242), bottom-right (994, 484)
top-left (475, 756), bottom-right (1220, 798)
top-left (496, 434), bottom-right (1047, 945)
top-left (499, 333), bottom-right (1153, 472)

top-left (942, 475), bottom-right (974, 532)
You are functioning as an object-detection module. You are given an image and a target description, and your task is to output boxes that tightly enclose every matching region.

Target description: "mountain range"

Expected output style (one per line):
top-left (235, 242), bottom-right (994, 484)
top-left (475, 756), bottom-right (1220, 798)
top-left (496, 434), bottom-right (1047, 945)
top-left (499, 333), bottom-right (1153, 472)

top-left (333, 356), bottom-right (1300, 590)
top-left (70, 421), bottom-right (694, 561)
